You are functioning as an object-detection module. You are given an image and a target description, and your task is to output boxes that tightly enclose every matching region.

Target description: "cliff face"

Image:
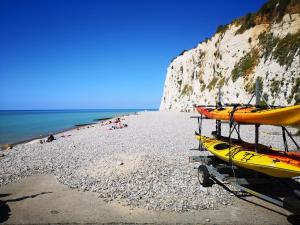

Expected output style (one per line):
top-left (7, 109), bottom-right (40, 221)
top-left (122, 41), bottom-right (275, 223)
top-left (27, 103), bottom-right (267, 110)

top-left (160, 0), bottom-right (300, 111)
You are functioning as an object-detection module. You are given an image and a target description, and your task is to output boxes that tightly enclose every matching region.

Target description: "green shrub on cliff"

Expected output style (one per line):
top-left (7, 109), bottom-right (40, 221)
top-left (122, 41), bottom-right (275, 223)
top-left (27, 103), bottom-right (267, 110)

top-left (180, 84), bottom-right (193, 96)
top-left (201, 83), bottom-right (206, 92)
top-left (273, 31), bottom-right (300, 67)
top-left (270, 78), bottom-right (281, 98)
top-left (258, 0), bottom-right (291, 22)
top-left (288, 77), bottom-right (300, 104)
top-left (177, 79), bottom-right (182, 89)
top-left (244, 76), bottom-right (263, 95)
top-left (258, 32), bottom-right (278, 61)
top-left (216, 24), bottom-right (228, 35)
top-left (207, 76), bottom-right (219, 91)
top-left (218, 77), bottom-right (226, 88)
top-left (259, 30), bottom-right (300, 68)
top-left (231, 51), bottom-right (258, 82)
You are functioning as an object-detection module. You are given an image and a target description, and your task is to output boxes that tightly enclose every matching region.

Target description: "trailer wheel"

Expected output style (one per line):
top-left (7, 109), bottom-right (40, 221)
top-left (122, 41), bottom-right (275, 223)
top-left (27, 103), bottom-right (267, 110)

top-left (198, 165), bottom-right (212, 187)
top-left (284, 192), bottom-right (300, 215)
top-left (283, 195), bottom-right (300, 216)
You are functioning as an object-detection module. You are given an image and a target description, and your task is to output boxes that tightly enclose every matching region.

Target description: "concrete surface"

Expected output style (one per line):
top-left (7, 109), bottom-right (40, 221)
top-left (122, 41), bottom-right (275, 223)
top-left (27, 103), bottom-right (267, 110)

top-left (0, 175), bottom-right (298, 224)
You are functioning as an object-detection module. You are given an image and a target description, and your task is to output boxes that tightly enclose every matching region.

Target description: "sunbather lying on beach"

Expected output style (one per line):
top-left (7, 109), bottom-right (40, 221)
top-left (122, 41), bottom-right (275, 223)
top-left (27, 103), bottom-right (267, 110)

top-left (101, 120), bottom-right (112, 126)
top-left (109, 123), bottom-right (128, 130)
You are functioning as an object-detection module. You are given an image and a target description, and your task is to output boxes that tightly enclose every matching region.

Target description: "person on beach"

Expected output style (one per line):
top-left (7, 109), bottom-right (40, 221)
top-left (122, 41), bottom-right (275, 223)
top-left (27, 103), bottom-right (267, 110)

top-left (101, 120), bottom-right (112, 126)
top-left (109, 121), bottom-right (128, 130)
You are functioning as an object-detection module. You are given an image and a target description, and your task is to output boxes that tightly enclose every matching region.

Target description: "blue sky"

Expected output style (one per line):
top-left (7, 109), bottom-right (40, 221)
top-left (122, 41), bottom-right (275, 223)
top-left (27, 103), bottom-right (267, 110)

top-left (0, 0), bottom-right (266, 109)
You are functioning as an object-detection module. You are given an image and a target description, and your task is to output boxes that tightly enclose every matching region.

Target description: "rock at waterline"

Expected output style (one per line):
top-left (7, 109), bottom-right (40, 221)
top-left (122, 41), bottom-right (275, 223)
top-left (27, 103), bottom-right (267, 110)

top-left (1, 144), bottom-right (13, 151)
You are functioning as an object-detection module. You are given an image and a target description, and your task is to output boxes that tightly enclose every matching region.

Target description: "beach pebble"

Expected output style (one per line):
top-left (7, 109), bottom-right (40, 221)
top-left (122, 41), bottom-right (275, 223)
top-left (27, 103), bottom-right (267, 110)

top-left (117, 161), bottom-right (124, 166)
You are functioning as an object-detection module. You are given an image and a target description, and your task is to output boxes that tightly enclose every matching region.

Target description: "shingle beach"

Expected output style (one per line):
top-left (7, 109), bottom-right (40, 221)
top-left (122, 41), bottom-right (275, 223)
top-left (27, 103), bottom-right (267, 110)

top-left (1, 111), bottom-right (299, 212)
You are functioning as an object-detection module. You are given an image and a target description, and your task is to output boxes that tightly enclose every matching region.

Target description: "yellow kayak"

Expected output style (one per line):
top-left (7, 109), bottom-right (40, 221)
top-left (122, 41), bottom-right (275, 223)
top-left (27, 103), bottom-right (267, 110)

top-left (196, 135), bottom-right (300, 178)
top-left (196, 105), bottom-right (300, 126)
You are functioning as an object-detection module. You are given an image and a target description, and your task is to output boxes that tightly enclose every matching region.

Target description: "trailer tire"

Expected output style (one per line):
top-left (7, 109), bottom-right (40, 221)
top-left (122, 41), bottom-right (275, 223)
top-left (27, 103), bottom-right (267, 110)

top-left (198, 165), bottom-right (212, 187)
top-left (284, 194), bottom-right (300, 215)
top-left (209, 156), bottom-right (223, 167)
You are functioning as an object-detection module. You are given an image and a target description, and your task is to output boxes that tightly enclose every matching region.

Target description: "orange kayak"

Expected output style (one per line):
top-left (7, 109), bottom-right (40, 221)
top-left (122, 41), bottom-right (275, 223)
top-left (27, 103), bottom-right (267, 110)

top-left (195, 105), bottom-right (300, 126)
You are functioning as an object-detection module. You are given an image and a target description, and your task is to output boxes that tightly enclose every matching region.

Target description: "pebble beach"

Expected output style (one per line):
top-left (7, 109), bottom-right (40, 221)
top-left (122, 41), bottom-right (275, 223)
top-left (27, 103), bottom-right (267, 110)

top-left (1, 111), bottom-right (299, 212)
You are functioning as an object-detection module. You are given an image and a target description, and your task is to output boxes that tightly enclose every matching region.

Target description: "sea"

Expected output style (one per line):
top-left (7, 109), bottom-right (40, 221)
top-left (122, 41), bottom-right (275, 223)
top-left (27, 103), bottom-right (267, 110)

top-left (0, 109), bottom-right (152, 145)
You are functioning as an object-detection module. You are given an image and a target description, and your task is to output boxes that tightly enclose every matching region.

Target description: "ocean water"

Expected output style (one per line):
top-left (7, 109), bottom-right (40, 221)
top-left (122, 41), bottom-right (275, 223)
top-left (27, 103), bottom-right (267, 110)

top-left (0, 109), bottom-right (148, 144)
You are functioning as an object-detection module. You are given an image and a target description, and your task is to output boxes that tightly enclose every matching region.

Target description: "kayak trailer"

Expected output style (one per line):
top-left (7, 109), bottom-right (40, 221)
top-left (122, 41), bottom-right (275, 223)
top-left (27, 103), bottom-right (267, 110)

top-left (189, 137), bottom-right (300, 215)
top-left (190, 78), bottom-right (300, 215)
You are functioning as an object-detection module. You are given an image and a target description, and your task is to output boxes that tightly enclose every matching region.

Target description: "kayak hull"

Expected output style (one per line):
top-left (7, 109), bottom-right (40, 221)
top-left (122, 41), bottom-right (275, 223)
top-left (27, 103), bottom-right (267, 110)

top-left (196, 135), bottom-right (300, 178)
top-left (196, 105), bottom-right (300, 126)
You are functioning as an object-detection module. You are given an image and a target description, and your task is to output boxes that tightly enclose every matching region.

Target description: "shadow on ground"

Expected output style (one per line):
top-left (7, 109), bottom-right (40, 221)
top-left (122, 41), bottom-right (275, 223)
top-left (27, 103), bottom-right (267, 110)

top-left (0, 200), bottom-right (10, 223)
top-left (0, 192), bottom-right (52, 223)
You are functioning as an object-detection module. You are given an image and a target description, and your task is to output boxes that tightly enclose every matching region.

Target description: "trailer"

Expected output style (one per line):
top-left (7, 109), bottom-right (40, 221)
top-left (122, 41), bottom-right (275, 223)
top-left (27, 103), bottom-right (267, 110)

top-left (189, 146), bottom-right (300, 215)
top-left (190, 79), bottom-right (300, 215)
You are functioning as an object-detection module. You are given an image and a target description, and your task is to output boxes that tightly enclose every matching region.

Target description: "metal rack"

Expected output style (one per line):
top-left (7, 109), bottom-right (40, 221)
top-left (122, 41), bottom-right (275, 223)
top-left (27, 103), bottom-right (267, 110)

top-left (194, 78), bottom-right (299, 152)
top-left (189, 153), bottom-right (300, 214)
top-left (190, 78), bottom-right (300, 215)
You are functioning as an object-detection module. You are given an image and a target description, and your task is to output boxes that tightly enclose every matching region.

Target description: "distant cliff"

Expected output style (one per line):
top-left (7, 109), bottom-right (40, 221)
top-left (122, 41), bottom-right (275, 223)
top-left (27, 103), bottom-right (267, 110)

top-left (160, 0), bottom-right (300, 111)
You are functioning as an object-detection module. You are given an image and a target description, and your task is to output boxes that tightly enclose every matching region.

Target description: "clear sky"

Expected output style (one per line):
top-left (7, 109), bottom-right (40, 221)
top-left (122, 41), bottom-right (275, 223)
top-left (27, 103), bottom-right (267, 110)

top-left (0, 0), bottom-right (266, 109)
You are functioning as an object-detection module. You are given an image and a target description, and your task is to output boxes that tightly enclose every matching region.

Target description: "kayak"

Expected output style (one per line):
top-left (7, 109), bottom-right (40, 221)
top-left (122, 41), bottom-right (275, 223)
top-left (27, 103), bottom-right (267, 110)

top-left (196, 135), bottom-right (300, 178)
top-left (195, 105), bottom-right (300, 126)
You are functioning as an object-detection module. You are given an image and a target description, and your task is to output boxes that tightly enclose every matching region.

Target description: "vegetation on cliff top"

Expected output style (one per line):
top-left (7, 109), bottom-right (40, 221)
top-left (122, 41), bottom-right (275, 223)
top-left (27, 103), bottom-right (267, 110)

top-left (216, 24), bottom-right (229, 35)
top-left (172, 0), bottom-right (299, 63)
top-left (216, 0), bottom-right (300, 36)
top-left (235, 0), bottom-right (300, 34)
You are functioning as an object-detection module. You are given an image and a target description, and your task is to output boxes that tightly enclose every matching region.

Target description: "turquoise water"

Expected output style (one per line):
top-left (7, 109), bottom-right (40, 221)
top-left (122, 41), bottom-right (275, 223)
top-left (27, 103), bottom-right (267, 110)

top-left (0, 109), bottom-right (147, 144)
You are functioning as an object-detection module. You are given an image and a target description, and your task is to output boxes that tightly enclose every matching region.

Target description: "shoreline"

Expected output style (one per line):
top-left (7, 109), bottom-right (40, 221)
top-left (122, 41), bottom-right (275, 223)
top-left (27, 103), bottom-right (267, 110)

top-left (8, 124), bottom-right (94, 147)
top-left (1, 112), bottom-right (139, 149)
top-left (1, 123), bottom-right (98, 148)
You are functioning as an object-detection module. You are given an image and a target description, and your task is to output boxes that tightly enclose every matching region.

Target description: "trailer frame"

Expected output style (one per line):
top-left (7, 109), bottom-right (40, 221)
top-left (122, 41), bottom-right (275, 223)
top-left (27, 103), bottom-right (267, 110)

top-left (190, 78), bottom-right (300, 215)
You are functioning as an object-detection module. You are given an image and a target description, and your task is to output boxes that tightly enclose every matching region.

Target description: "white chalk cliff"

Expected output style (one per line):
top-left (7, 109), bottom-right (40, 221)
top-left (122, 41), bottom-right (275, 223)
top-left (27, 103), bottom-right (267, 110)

top-left (160, 0), bottom-right (300, 111)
